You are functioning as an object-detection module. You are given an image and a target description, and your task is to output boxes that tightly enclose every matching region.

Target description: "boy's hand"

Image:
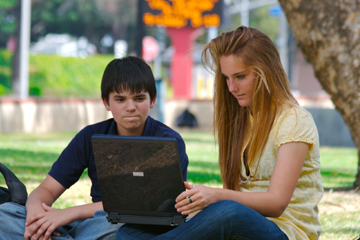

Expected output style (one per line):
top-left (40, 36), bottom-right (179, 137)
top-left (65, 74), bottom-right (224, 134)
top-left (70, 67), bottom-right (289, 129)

top-left (24, 175), bottom-right (67, 240)
top-left (24, 203), bottom-right (49, 240)
top-left (25, 203), bottom-right (72, 240)
top-left (23, 176), bottom-right (103, 240)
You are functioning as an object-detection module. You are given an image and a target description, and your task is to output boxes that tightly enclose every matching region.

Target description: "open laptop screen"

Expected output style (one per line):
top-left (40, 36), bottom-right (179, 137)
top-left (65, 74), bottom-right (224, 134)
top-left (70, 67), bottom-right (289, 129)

top-left (92, 135), bottom-right (186, 221)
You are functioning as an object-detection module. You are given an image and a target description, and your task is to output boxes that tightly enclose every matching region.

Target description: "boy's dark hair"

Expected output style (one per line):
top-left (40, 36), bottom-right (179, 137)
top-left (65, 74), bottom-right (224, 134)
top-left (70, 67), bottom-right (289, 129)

top-left (101, 56), bottom-right (157, 104)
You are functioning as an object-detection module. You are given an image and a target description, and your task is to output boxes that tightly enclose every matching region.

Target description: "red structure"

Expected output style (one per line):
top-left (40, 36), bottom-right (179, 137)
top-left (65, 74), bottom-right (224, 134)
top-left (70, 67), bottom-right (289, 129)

top-left (142, 0), bottom-right (223, 99)
top-left (166, 28), bottom-right (204, 99)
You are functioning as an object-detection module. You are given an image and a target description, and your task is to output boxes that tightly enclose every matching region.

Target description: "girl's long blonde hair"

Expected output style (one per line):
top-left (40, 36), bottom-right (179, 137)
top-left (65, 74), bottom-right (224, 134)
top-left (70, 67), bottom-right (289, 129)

top-left (202, 26), bottom-right (298, 190)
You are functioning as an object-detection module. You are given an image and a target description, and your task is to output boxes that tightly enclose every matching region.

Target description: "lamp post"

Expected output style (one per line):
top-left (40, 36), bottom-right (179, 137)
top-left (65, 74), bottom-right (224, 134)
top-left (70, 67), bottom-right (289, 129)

top-left (18, 0), bottom-right (31, 100)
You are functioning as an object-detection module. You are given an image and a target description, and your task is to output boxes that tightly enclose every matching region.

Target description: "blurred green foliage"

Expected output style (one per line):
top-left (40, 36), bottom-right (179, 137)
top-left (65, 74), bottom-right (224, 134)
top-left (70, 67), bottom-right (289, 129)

top-left (0, 49), bottom-right (13, 95)
top-left (0, 49), bottom-right (114, 98)
top-left (0, 0), bottom-right (18, 46)
top-left (250, 6), bottom-right (280, 42)
top-left (0, 0), bottom-right (136, 53)
top-left (195, 5), bottom-right (280, 44)
top-left (229, 5), bottom-right (280, 41)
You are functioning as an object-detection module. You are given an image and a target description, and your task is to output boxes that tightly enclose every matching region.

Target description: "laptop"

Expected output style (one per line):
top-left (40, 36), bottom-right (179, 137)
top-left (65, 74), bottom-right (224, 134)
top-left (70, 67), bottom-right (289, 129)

top-left (91, 134), bottom-right (187, 227)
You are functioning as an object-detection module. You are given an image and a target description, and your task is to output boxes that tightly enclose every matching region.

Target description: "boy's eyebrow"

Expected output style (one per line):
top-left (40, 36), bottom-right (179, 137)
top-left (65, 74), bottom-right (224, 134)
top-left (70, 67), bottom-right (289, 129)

top-left (112, 93), bottom-right (147, 98)
top-left (112, 94), bottom-right (125, 98)
top-left (134, 93), bottom-right (147, 97)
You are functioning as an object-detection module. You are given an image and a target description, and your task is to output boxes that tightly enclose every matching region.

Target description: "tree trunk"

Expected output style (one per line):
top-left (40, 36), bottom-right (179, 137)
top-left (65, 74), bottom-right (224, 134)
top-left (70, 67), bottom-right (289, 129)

top-left (278, 0), bottom-right (360, 188)
top-left (11, 0), bottom-right (21, 95)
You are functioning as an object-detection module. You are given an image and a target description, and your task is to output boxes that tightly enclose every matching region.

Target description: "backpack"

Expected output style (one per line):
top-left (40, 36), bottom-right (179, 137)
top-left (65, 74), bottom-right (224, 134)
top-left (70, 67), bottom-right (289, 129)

top-left (0, 162), bottom-right (28, 205)
top-left (175, 109), bottom-right (198, 128)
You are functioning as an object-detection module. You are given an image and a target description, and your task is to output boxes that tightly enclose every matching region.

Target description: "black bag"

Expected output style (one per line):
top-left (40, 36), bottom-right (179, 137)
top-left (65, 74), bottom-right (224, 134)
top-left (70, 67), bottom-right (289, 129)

top-left (175, 109), bottom-right (198, 128)
top-left (0, 162), bottom-right (28, 205)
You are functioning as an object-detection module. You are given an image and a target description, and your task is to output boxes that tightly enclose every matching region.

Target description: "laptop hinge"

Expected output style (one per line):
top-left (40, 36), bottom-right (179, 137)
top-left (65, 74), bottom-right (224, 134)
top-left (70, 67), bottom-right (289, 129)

top-left (169, 214), bottom-right (186, 226)
top-left (106, 212), bottom-right (187, 226)
top-left (107, 212), bottom-right (121, 224)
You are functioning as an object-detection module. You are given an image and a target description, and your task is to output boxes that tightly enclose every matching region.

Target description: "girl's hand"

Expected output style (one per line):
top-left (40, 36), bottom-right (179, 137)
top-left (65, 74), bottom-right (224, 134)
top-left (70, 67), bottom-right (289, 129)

top-left (175, 182), bottom-right (217, 215)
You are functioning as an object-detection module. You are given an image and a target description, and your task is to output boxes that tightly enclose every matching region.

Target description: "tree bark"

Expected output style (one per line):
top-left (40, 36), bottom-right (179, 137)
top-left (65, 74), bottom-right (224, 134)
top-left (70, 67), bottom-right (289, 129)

top-left (278, 0), bottom-right (360, 188)
top-left (11, 0), bottom-right (21, 94)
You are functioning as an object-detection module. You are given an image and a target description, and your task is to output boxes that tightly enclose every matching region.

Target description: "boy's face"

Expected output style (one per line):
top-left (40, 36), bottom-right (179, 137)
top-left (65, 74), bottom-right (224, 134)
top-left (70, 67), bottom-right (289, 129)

top-left (103, 90), bottom-right (156, 136)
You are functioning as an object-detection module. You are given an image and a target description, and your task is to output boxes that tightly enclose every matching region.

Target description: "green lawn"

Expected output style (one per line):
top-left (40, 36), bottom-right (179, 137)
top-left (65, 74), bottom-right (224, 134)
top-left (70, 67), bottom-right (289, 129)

top-left (0, 131), bottom-right (357, 188)
top-left (180, 131), bottom-right (359, 189)
top-left (0, 131), bottom-right (359, 239)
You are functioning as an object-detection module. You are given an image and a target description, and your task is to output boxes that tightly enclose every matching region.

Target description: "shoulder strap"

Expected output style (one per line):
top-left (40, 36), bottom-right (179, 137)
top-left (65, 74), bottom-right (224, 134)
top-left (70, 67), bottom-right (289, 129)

top-left (0, 162), bottom-right (28, 205)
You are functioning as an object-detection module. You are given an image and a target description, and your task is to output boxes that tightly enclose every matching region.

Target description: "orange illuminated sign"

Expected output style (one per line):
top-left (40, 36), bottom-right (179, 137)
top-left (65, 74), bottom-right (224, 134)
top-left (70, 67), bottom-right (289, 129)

top-left (143, 0), bottom-right (222, 28)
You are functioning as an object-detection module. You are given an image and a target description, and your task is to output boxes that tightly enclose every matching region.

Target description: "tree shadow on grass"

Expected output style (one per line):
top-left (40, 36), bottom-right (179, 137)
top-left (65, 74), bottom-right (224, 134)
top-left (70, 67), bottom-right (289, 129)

top-left (187, 171), bottom-right (222, 184)
top-left (323, 227), bottom-right (360, 236)
top-left (183, 138), bottom-right (217, 145)
top-left (0, 149), bottom-right (88, 185)
top-left (320, 168), bottom-right (358, 191)
top-left (188, 160), bottom-right (220, 170)
top-left (0, 148), bottom-right (59, 164)
top-left (188, 167), bottom-right (358, 190)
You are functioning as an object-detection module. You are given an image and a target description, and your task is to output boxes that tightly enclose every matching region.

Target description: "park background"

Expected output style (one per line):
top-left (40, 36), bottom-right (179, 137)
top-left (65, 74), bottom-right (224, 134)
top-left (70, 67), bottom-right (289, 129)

top-left (0, 0), bottom-right (359, 239)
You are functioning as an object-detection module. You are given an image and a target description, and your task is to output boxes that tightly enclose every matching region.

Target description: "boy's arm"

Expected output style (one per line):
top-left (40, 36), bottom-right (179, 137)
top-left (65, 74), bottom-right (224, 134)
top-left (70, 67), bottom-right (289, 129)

top-left (24, 175), bottom-right (103, 240)
top-left (176, 138), bottom-right (189, 181)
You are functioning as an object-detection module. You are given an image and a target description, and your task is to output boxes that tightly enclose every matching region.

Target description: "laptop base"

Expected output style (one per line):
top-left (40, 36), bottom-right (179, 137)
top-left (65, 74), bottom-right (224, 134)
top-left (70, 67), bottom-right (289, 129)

top-left (107, 212), bottom-right (186, 227)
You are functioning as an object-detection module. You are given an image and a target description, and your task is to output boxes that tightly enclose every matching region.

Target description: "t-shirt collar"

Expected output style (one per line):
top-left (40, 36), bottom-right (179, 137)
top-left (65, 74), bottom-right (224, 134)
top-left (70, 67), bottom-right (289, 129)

top-left (107, 120), bottom-right (118, 135)
top-left (141, 116), bottom-right (153, 136)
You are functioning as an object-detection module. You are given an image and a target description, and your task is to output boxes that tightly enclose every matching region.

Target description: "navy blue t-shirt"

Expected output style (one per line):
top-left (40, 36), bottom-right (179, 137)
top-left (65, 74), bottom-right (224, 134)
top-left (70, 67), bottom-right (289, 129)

top-left (49, 116), bottom-right (189, 203)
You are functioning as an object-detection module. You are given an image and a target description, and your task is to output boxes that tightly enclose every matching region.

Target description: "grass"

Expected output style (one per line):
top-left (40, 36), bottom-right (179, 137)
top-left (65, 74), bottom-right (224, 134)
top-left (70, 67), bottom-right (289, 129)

top-left (319, 147), bottom-right (358, 189)
top-left (0, 131), bottom-right (359, 239)
top-left (180, 131), bottom-right (359, 189)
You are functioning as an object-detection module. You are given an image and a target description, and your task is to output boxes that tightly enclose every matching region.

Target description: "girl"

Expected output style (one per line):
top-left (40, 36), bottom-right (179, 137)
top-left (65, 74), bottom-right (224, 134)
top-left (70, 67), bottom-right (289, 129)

top-left (116, 26), bottom-right (323, 240)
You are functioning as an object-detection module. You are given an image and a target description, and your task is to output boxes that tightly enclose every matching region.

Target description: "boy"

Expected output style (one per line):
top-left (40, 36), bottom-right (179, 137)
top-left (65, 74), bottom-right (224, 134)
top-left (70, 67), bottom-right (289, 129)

top-left (0, 56), bottom-right (188, 240)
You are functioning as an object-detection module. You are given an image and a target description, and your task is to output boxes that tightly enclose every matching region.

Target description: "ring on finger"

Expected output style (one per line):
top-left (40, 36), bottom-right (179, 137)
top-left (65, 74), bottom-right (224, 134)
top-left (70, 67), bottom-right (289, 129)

top-left (187, 196), bottom-right (193, 203)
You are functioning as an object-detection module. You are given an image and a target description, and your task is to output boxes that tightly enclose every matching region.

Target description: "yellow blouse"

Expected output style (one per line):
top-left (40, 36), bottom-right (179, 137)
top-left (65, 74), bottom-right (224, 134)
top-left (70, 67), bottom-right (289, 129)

top-left (239, 105), bottom-right (323, 240)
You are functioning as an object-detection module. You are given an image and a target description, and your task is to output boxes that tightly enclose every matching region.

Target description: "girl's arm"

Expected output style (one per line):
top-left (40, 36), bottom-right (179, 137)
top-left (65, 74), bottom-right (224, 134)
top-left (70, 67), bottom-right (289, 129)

top-left (175, 142), bottom-right (309, 217)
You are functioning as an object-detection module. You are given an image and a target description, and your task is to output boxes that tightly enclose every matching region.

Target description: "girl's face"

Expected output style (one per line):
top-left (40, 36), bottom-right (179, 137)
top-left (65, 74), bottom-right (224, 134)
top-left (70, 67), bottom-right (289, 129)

top-left (220, 54), bottom-right (256, 107)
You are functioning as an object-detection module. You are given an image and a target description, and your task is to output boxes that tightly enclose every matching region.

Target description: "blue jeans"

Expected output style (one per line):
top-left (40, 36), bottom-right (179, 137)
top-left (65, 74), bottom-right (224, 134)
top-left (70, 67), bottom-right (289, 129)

top-left (115, 200), bottom-right (289, 240)
top-left (0, 202), bottom-right (122, 240)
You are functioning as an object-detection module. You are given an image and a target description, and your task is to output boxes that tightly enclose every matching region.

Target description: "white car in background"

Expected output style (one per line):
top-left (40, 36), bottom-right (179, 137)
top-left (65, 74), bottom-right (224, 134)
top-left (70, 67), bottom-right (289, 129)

top-left (30, 33), bottom-right (97, 58)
